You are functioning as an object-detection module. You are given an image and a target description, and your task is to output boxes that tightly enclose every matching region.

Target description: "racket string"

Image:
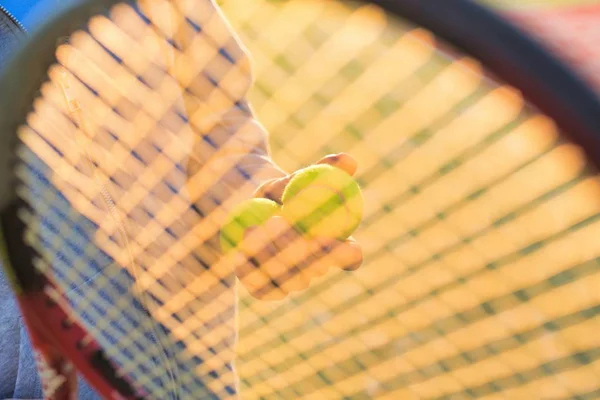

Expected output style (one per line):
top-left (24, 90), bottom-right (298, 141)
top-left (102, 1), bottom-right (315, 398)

top-left (222, 1), bottom-right (600, 397)
top-left (62, 70), bottom-right (182, 398)
top-left (19, 0), bottom-right (264, 396)
top-left (13, 0), bottom-right (600, 398)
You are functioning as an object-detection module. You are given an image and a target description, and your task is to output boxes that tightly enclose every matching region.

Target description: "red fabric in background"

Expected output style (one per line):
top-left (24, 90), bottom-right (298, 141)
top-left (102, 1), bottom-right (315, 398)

top-left (506, 5), bottom-right (600, 92)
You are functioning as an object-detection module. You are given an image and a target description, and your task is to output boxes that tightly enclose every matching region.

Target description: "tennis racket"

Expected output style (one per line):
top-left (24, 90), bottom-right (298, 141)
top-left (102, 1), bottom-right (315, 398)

top-left (1, 0), bottom-right (600, 399)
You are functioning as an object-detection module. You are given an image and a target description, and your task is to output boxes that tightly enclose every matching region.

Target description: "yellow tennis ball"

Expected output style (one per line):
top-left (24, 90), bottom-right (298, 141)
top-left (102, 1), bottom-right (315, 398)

top-left (281, 164), bottom-right (363, 240)
top-left (220, 198), bottom-right (281, 253)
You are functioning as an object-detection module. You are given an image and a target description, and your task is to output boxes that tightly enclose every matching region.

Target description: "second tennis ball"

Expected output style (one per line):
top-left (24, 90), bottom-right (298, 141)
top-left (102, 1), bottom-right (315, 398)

top-left (220, 198), bottom-right (281, 253)
top-left (281, 164), bottom-right (363, 240)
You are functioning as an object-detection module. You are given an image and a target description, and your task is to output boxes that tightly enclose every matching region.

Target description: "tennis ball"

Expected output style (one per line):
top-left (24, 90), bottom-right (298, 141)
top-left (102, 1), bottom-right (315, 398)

top-left (220, 198), bottom-right (281, 253)
top-left (281, 164), bottom-right (363, 240)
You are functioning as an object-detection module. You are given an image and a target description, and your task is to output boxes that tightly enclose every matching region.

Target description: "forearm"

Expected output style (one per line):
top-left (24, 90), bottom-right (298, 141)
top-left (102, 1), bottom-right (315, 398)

top-left (187, 107), bottom-right (287, 217)
top-left (182, 0), bottom-right (287, 215)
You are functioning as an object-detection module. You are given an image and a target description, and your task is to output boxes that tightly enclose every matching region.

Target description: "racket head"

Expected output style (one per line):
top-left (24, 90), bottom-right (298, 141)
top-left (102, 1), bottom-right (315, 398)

top-left (0, 0), bottom-right (600, 399)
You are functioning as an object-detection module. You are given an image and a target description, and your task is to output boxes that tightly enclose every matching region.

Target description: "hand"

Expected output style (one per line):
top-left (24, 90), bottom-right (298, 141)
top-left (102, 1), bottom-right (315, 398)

top-left (233, 154), bottom-right (363, 301)
top-left (254, 153), bottom-right (358, 203)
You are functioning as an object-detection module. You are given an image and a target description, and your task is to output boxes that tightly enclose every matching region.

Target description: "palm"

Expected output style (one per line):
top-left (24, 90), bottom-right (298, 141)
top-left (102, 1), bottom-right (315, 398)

top-left (237, 153), bottom-right (363, 301)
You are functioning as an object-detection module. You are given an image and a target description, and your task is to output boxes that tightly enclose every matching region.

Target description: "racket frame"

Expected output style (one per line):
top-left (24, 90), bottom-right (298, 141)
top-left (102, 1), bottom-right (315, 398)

top-left (1, 0), bottom-right (600, 398)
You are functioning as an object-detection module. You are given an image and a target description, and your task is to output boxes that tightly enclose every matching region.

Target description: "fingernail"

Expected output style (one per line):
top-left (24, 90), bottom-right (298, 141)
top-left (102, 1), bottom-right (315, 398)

top-left (319, 153), bottom-right (358, 176)
top-left (344, 244), bottom-right (363, 271)
top-left (343, 261), bottom-right (362, 271)
top-left (317, 154), bottom-right (339, 165)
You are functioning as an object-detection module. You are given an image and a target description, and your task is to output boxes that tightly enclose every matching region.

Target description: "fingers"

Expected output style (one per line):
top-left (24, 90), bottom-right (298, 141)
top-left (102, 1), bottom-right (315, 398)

top-left (337, 238), bottom-right (363, 271)
top-left (237, 217), bottom-right (308, 300)
top-left (307, 237), bottom-right (363, 272)
top-left (316, 153), bottom-right (358, 176)
top-left (234, 217), bottom-right (363, 301)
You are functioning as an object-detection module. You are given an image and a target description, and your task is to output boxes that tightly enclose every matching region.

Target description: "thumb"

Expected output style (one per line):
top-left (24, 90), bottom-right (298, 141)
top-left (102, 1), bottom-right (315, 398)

top-left (253, 176), bottom-right (291, 203)
top-left (316, 153), bottom-right (358, 176)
